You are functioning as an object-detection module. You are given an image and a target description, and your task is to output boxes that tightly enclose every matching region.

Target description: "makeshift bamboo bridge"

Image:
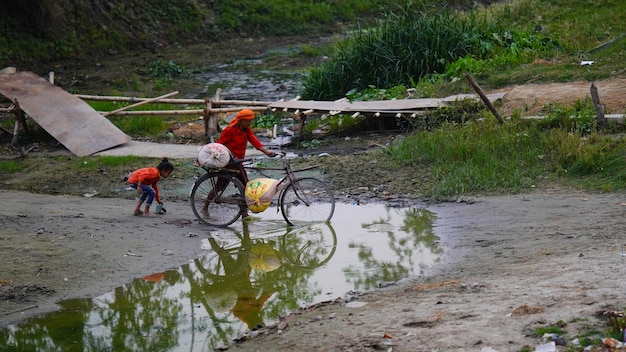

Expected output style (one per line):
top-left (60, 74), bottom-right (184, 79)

top-left (2, 68), bottom-right (613, 157)
top-left (0, 68), bottom-right (513, 156)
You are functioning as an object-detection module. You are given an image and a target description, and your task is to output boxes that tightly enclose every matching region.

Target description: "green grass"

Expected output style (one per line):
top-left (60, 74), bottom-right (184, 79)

top-left (383, 116), bottom-right (626, 199)
top-left (301, 0), bottom-right (626, 100)
top-left (385, 120), bottom-right (546, 199)
top-left (0, 160), bottom-right (28, 173)
top-left (292, 0), bottom-right (626, 197)
top-left (302, 1), bottom-right (560, 100)
top-left (73, 156), bottom-right (149, 171)
top-left (468, 0), bottom-right (626, 88)
top-left (0, 0), bottom-right (417, 64)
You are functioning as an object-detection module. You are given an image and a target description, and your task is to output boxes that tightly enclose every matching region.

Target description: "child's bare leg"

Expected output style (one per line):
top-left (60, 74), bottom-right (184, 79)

top-left (133, 200), bottom-right (143, 216)
top-left (142, 204), bottom-right (158, 217)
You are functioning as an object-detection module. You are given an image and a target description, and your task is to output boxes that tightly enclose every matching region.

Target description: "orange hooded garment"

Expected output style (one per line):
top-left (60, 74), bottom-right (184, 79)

top-left (217, 109), bottom-right (264, 159)
top-left (228, 109), bottom-right (255, 127)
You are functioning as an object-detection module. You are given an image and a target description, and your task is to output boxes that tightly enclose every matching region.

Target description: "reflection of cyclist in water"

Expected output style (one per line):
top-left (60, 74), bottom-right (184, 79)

top-left (230, 266), bottom-right (277, 330)
top-left (205, 222), bottom-right (281, 330)
top-left (195, 221), bottom-right (336, 334)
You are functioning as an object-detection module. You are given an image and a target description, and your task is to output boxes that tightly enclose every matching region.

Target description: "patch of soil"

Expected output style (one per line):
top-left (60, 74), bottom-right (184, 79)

top-left (497, 77), bottom-right (626, 116)
top-left (0, 284), bottom-right (55, 303)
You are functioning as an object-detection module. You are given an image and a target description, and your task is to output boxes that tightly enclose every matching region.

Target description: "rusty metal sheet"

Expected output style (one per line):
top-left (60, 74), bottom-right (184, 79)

top-left (0, 71), bottom-right (130, 156)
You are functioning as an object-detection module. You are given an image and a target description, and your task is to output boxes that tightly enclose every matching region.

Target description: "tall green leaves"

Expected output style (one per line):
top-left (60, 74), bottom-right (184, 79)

top-left (301, 2), bottom-right (558, 100)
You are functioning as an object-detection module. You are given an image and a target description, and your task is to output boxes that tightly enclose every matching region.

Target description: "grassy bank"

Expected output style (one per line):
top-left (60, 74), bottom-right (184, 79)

top-left (299, 0), bottom-right (626, 198)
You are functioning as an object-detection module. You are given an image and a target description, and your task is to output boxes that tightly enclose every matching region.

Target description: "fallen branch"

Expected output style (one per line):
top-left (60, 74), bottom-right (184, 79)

top-left (4, 305), bottom-right (38, 316)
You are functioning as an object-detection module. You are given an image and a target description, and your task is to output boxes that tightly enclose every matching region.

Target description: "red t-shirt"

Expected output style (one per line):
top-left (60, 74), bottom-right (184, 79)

top-left (127, 167), bottom-right (162, 203)
top-left (217, 125), bottom-right (264, 159)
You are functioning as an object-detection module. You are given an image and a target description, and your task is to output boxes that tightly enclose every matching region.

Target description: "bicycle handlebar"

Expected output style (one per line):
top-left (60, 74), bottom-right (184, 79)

top-left (270, 151), bottom-right (286, 158)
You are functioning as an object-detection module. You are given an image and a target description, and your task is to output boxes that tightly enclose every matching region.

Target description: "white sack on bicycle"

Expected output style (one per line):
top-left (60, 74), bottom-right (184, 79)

top-left (245, 178), bottom-right (280, 213)
top-left (197, 143), bottom-right (231, 169)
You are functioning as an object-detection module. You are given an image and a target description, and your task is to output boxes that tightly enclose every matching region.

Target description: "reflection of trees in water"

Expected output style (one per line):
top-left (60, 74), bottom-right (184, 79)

top-left (0, 221), bottom-right (337, 352)
top-left (345, 207), bottom-right (439, 291)
top-left (179, 221), bottom-right (337, 349)
top-left (93, 277), bottom-right (182, 351)
top-left (0, 278), bottom-right (182, 351)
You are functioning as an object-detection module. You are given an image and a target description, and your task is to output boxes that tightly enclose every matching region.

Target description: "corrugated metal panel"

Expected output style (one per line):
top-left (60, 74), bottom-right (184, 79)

top-left (0, 71), bottom-right (130, 156)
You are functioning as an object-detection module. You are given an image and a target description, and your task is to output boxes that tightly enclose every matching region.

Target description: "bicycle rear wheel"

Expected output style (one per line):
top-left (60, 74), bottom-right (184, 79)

top-left (279, 177), bottom-right (335, 225)
top-left (190, 173), bottom-right (245, 227)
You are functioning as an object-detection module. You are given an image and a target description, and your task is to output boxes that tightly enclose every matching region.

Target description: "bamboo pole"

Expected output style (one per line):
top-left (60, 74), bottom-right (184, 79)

top-left (204, 98), bottom-right (212, 137)
top-left (464, 74), bottom-right (505, 124)
top-left (103, 91), bottom-right (179, 116)
top-left (76, 94), bottom-right (272, 106)
top-left (97, 106), bottom-right (268, 116)
top-left (98, 109), bottom-right (205, 116)
top-left (10, 99), bottom-right (27, 157)
top-left (590, 82), bottom-right (607, 129)
top-left (77, 94), bottom-right (205, 104)
top-left (207, 106), bottom-right (268, 113)
top-left (211, 99), bottom-right (270, 106)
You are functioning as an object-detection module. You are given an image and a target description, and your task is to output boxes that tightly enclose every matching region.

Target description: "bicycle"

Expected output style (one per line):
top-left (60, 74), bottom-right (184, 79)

top-left (190, 152), bottom-right (335, 227)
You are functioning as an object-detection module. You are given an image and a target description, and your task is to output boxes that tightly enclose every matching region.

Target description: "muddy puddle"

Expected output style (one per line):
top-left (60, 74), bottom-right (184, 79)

top-left (0, 203), bottom-right (441, 351)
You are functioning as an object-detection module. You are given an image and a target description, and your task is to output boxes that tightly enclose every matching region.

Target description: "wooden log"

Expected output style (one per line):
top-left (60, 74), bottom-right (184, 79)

top-left (205, 88), bottom-right (222, 136)
top-left (298, 115), bottom-right (307, 138)
top-left (203, 97), bottom-right (210, 137)
top-left (207, 99), bottom-right (270, 107)
top-left (207, 106), bottom-right (268, 114)
top-left (10, 99), bottom-right (26, 156)
top-left (588, 32), bottom-right (626, 53)
top-left (464, 74), bottom-right (505, 124)
top-left (590, 82), bottom-right (607, 129)
top-left (76, 94), bottom-right (205, 104)
top-left (97, 106), bottom-right (269, 116)
top-left (103, 91), bottom-right (179, 116)
top-left (97, 109), bottom-right (205, 116)
top-left (76, 94), bottom-right (272, 106)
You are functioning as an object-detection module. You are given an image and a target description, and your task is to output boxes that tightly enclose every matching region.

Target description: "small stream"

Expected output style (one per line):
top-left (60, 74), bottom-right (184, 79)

top-left (193, 59), bottom-right (305, 102)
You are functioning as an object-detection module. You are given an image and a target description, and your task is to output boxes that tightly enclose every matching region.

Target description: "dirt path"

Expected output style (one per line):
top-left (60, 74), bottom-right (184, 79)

top-left (1, 184), bottom-right (625, 351)
top-left (497, 77), bottom-right (626, 116)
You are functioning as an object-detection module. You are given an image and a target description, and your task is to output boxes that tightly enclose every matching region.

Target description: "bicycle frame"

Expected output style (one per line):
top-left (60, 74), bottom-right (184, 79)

top-left (191, 153), bottom-right (334, 226)
top-left (245, 156), bottom-right (320, 208)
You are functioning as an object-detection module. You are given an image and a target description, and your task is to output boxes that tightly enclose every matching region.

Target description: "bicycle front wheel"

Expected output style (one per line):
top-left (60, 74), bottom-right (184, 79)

top-left (190, 173), bottom-right (245, 227)
top-left (279, 177), bottom-right (335, 225)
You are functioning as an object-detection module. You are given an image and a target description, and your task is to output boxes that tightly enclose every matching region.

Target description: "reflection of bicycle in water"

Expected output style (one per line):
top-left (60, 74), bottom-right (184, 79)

top-left (192, 221), bottom-right (337, 330)
top-left (190, 152), bottom-right (335, 227)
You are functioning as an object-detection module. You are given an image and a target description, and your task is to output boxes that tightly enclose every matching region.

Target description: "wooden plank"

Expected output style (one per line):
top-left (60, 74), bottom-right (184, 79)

top-left (0, 71), bottom-right (131, 156)
top-left (268, 98), bottom-right (442, 112)
top-left (268, 93), bottom-right (506, 113)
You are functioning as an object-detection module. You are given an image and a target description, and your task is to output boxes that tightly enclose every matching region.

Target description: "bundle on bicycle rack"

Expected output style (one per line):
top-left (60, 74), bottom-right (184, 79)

top-left (197, 143), bottom-right (231, 169)
top-left (245, 178), bottom-right (280, 213)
